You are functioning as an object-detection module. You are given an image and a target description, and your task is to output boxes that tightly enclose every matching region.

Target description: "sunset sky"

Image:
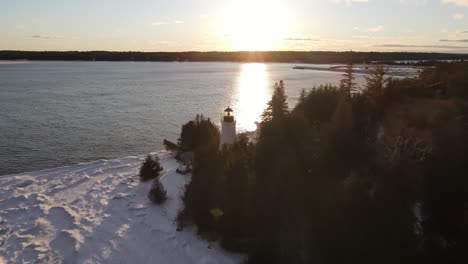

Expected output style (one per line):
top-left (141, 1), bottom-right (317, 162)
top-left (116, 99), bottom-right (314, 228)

top-left (2, 0), bottom-right (468, 52)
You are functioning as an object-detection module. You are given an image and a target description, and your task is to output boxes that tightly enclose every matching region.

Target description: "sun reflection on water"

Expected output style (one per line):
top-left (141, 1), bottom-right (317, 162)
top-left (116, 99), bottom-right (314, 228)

top-left (234, 63), bottom-right (271, 131)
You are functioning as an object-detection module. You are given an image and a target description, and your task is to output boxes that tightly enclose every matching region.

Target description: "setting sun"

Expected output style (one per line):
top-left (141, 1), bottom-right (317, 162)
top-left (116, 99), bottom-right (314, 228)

top-left (221, 0), bottom-right (292, 51)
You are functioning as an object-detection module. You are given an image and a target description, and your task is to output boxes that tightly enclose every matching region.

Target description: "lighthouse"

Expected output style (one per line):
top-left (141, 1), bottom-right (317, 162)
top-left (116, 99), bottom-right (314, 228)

top-left (220, 106), bottom-right (236, 149)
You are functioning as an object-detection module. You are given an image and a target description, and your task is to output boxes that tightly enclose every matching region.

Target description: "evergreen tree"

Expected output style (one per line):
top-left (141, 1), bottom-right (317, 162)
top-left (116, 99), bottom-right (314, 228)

top-left (340, 62), bottom-right (357, 97)
top-left (299, 88), bottom-right (307, 104)
top-left (139, 154), bottom-right (163, 181)
top-left (148, 179), bottom-right (167, 204)
top-left (364, 64), bottom-right (388, 105)
top-left (219, 134), bottom-right (255, 251)
top-left (178, 114), bottom-right (220, 151)
top-left (181, 144), bottom-right (223, 231)
top-left (262, 80), bottom-right (289, 122)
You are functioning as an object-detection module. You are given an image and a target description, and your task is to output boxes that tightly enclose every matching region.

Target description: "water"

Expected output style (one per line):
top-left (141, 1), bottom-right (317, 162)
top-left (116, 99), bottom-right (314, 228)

top-left (0, 61), bottom-right (360, 176)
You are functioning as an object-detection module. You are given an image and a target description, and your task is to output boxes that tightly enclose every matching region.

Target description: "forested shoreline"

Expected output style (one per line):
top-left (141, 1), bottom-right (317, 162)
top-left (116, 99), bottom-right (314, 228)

top-left (169, 62), bottom-right (468, 264)
top-left (1, 50), bottom-right (468, 64)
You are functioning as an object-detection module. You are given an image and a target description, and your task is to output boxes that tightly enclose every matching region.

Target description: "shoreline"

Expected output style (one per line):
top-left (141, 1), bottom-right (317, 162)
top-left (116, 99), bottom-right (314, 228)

top-left (2, 50), bottom-right (467, 65)
top-left (0, 151), bottom-right (167, 178)
top-left (293, 65), bottom-right (420, 77)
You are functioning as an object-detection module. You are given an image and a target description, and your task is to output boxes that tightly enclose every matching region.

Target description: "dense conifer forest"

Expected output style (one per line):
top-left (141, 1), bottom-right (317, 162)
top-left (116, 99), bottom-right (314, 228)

top-left (1, 50), bottom-right (468, 64)
top-left (173, 62), bottom-right (468, 264)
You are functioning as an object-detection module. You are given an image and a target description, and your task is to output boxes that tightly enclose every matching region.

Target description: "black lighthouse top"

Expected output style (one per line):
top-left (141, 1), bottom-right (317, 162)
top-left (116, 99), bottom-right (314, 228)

top-left (224, 106), bottom-right (233, 114)
top-left (223, 106), bottom-right (234, 122)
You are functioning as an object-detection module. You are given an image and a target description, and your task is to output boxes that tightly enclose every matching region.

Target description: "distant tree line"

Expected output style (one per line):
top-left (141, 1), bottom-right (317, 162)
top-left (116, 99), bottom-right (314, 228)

top-left (1, 50), bottom-right (468, 64)
top-left (174, 61), bottom-right (468, 264)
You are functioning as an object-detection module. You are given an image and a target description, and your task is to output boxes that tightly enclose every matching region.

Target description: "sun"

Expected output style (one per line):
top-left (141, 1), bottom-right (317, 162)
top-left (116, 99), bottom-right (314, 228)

top-left (221, 0), bottom-right (291, 51)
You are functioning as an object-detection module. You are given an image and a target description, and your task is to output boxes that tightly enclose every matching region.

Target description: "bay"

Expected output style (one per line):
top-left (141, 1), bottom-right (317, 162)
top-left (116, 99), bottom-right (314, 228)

top-left (0, 61), bottom-right (363, 175)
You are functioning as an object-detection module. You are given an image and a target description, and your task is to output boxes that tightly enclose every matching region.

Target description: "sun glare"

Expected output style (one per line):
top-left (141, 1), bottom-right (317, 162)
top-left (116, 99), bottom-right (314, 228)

top-left (234, 63), bottom-right (271, 131)
top-left (221, 0), bottom-right (291, 51)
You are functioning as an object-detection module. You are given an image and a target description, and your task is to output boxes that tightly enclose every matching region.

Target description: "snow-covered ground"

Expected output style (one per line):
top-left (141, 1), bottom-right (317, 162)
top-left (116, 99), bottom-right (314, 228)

top-left (0, 152), bottom-right (242, 264)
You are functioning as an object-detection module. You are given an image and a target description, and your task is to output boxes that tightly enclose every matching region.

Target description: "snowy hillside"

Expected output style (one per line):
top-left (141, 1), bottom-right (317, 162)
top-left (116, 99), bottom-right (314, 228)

top-left (0, 152), bottom-right (242, 264)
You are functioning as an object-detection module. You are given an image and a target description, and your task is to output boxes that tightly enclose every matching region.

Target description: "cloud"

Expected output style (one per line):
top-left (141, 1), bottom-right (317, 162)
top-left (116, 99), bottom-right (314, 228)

top-left (28, 35), bottom-right (58, 39)
top-left (453, 13), bottom-right (465, 20)
top-left (284, 37), bottom-right (320, 41)
top-left (400, 0), bottom-right (428, 6)
top-left (152, 20), bottom-right (184, 26)
top-left (442, 0), bottom-right (468, 7)
top-left (334, 0), bottom-right (369, 5)
top-left (152, 21), bottom-right (169, 26)
top-left (440, 39), bottom-right (468, 42)
top-left (153, 41), bottom-right (176, 45)
top-left (352, 35), bottom-right (370, 38)
top-left (375, 43), bottom-right (468, 49)
top-left (367, 25), bottom-right (384, 32)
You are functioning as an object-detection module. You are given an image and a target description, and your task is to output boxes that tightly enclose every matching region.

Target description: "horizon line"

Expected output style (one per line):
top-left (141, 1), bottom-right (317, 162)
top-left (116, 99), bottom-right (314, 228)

top-left (2, 50), bottom-right (468, 55)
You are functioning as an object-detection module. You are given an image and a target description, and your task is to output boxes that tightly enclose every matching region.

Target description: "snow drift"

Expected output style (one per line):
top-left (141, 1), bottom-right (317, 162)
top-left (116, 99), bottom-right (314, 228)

top-left (0, 152), bottom-right (242, 264)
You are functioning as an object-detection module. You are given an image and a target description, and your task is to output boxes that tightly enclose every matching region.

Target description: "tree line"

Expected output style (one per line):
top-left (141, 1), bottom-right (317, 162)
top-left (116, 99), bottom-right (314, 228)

top-left (1, 50), bottom-right (468, 64)
top-left (174, 61), bottom-right (468, 264)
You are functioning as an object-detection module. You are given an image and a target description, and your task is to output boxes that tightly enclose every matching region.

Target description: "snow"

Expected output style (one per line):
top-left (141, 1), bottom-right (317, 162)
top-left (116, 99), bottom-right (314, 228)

top-left (0, 151), bottom-right (243, 264)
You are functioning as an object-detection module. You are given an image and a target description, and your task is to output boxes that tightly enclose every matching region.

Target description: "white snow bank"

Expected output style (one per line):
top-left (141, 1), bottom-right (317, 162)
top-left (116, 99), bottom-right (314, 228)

top-left (0, 152), bottom-right (243, 264)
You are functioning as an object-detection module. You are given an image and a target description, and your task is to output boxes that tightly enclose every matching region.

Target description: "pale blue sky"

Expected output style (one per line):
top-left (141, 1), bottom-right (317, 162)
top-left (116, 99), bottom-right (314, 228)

top-left (2, 0), bottom-right (468, 52)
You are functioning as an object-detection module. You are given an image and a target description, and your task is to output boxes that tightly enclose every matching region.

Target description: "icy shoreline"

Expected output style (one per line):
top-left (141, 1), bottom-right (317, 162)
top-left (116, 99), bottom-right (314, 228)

top-left (0, 151), bottom-right (242, 264)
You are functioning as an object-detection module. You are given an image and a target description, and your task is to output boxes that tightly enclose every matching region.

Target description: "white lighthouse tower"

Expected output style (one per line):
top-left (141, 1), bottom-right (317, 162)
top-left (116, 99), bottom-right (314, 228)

top-left (220, 106), bottom-right (236, 149)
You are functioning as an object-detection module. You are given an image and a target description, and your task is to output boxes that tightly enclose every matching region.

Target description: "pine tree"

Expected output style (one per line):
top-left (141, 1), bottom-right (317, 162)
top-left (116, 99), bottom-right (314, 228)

top-left (299, 88), bottom-right (307, 104)
top-left (148, 179), bottom-right (167, 204)
top-left (139, 154), bottom-right (163, 181)
top-left (364, 64), bottom-right (388, 105)
top-left (340, 63), bottom-right (357, 97)
top-left (178, 115), bottom-right (220, 151)
top-left (262, 80), bottom-right (289, 122)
